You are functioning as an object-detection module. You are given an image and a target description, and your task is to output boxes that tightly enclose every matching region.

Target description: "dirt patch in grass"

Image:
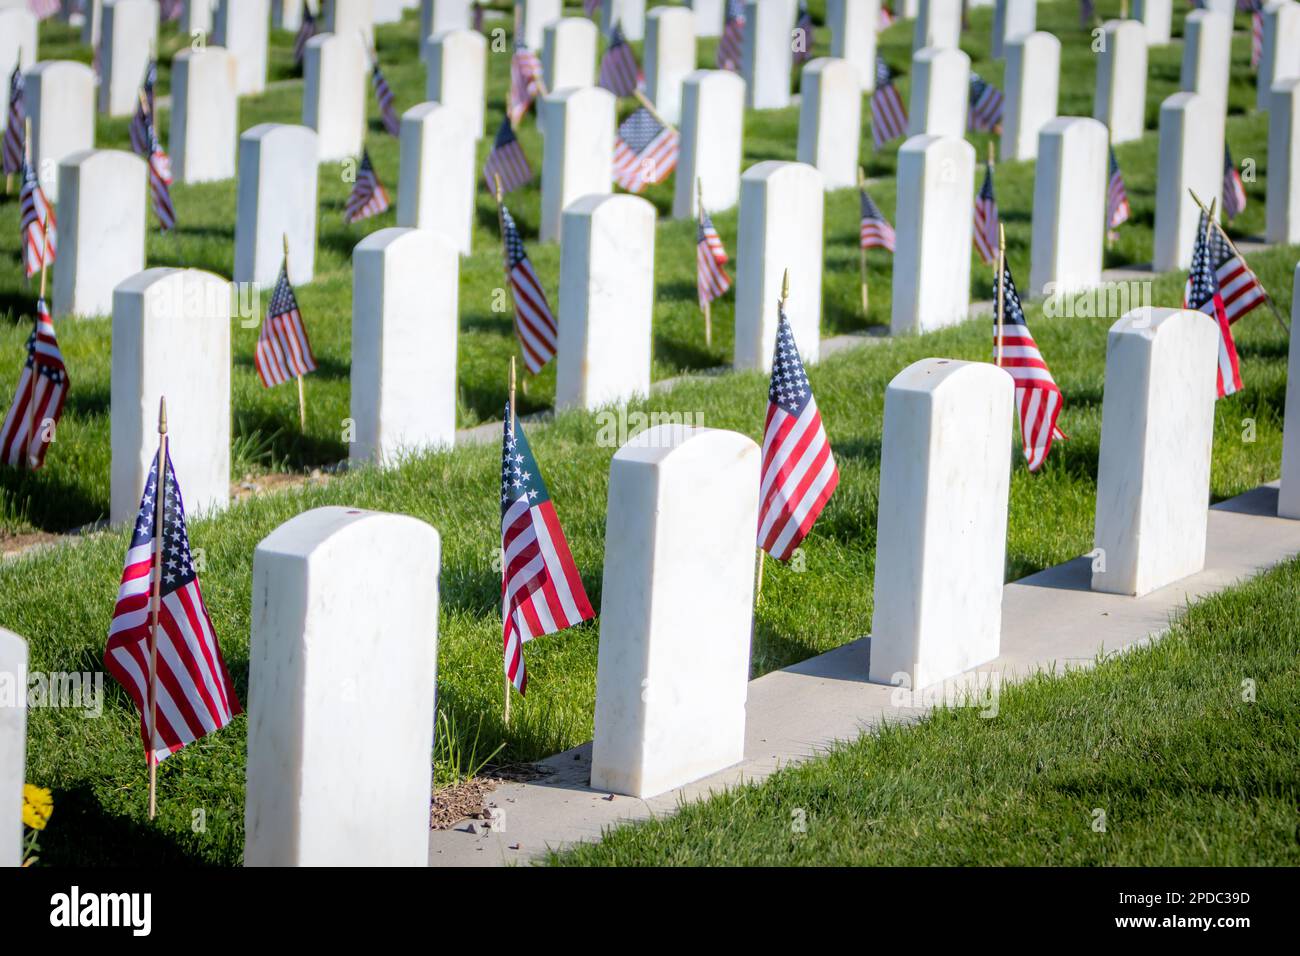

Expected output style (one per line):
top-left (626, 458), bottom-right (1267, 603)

top-left (0, 529), bottom-right (64, 557)
top-left (430, 763), bottom-right (549, 831)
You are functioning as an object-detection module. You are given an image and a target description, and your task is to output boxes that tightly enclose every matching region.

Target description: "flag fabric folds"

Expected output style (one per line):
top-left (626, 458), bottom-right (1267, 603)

top-left (499, 405), bottom-right (594, 695)
top-left (129, 60), bottom-right (156, 157)
top-left (255, 264), bottom-right (318, 388)
top-left (758, 309), bottom-right (839, 562)
top-left (1184, 211), bottom-right (1244, 398)
top-left (871, 58), bottom-right (908, 147)
top-left (484, 115), bottom-right (534, 194)
top-left (599, 25), bottom-right (641, 97)
top-left (500, 203), bottom-right (559, 373)
top-left (105, 448), bottom-right (242, 766)
top-left (718, 0), bottom-right (746, 72)
top-left (973, 159), bottom-right (998, 264)
top-left (18, 157), bottom-right (55, 278)
top-left (995, 262), bottom-right (1066, 472)
top-left (344, 150), bottom-right (391, 223)
top-left (371, 62), bottom-right (400, 137)
top-left (0, 297), bottom-right (68, 469)
top-left (508, 39), bottom-right (544, 126)
top-left (1203, 215), bottom-right (1266, 324)
top-left (612, 107), bottom-right (679, 192)
top-left (859, 187), bottom-right (896, 251)
top-left (294, 4), bottom-right (319, 66)
top-left (145, 115), bottom-right (176, 232)
top-left (968, 73), bottom-right (1004, 132)
top-left (1251, 2), bottom-right (1263, 70)
top-left (1223, 144), bottom-right (1248, 221)
top-left (1106, 146), bottom-right (1131, 242)
top-left (3, 65), bottom-right (23, 179)
top-left (697, 207), bottom-right (731, 307)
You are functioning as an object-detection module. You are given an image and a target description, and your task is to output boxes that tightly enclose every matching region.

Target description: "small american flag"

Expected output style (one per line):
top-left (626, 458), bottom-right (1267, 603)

top-left (105, 447), bottom-right (242, 766)
top-left (718, 0), bottom-right (745, 72)
top-left (3, 65), bottom-right (24, 178)
top-left (19, 157), bottom-right (55, 278)
top-left (1184, 211), bottom-right (1243, 398)
top-left (500, 404), bottom-right (594, 695)
top-left (995, 262), bottom-right (1066, 472)
top-left (472, 1), bottom-right (485, 30)
top-left (294, 4), bottom-right (319, 66)
top-left (144, 116), bottom-right (176, 232)
top-left (877, 3), bottom-right (895, 30)
top-left (1251, 2), bottom-right (1263, 71)
top-left (1106, 146), bottom-right (1131, 242)
top-left (129, 60), bottom-right (156, 157)
top-left (500, 202), bottom-right (558, 373)
top-left (255, 263), bottom-right (317, 388)
top-left (27, 0), bottom-right (60, 18)
top-left (871, 58), bottom-right (908, 147)
top-left (973, 160), bottom-right (998, 264)
top-left (612, 107), bottom-right (679, 192)
top-left (160, 0), bottom-right (183, 20)
top-left (599, 24), bottom-right (641, 97)
top-left (1202, 213), bottom-right (1266, 324)
top-left (371, 62), bottom-right (400, 137)
top-left (484, 115), bottom-right (533, 194)
top-left (697, 207), bottom-right (731, 307)
top-left (758, 308), bottom-right (839, 561)
top-left (859, 187), bottom-right (896, 251)
top-left (584, 0), bottom-right (600, 14)
top-left (0, 297), bottom-right (68, 469)
top-left (344, 150), bottom-right (390, 223)
top-left (968, 73), bottom-right (1004, 133)
top-left (793, 1), bottom-right (816, 66)
top-left (1223, 144), bottom-right (1247, 221)
top-left (1080, 0), bottom-right (1095, 26)
top-left (508, 39), bottom-right (544, 126)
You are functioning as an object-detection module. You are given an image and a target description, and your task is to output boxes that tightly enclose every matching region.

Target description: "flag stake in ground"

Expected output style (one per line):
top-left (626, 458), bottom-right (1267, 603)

top-left (1187, 187), bottom-right (1290, 335)
top-left (757, 268), bottom-right (791, 605)
top-left (995, 223), bottom-right (1006, 368)
top-left (857, 166), bottom-right (869, 315)
top-left (505, 354), bottom-right (517, 727)
top-left (282, 233), bottom-right (307, 433)
top-left (146, 395), bottom-right (168, 820)
top-left (698, 178), bottom-right (712, 346)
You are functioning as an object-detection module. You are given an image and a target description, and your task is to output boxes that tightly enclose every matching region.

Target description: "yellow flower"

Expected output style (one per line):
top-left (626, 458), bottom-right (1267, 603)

top-left (22, 784), bottom-right (52, 831)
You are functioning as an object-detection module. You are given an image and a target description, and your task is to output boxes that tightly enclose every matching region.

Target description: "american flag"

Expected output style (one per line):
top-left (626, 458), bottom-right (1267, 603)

top-left (972, 160), bottom-right (998, 264)
top-left (599, 25), bottom-right (641, 97)
top-left (19, 157), bottom-right (55, 278)
top-left (860, 187), bottom-right (896, 251)
top-left (995, 262), bottom-right (1066, 472)
top-left (758, 308), bottom-right (839, 561)
top-left (877, 3), bottom-right (895, 30)
top-left (500, 202), bottom-right (558, 373)
top-left (0, 297), bottom-right (68, 470)
top-left (129, 60), bottom-right (156, 157)
top-left (499, 404), bottom-right (594, 695)
top-left (1223, 144), bottom-right (1247, 221)
top-left (612, 107), bottom-right (679, 192)
top-left (27, 0), bottom-right (60, 18)
top-left (1251, 2), bottom-right (1263, 71)
top-left (3, 65), bottom-right (24, 178)
top-left (484, 115), bottom-right (533, 194)
top-left (793, 1), bottom-right (816, 66)
top-left (1080, 0), bottom-right (1095, 26)
top-left (1106, 146), bottom-right (1131, 242)
top-left (294, 4), bottom-right (318, 66)
top-left (717, 0), bottom-right (745, 72)
top-left (160, 0), bottom-right (183, 20)
top-left (144, 116), bottom-right (176, 232)
top-left (1184, 211), bottom-right (1243, 398)
top-left (105, 447), bottom-right (242, 766)
top-left (509, 39), bottom-right (544, 126)
top-left (584, 0), bottom-right (599, 14)
top-left (472, 1), bottom-right (485, 31)
top-left (871, 58), bottom-right (908, 147)
top-left (1201, 212), bottom-right (1266, 324)
top-left (371, 62), bottom-right (400, 137)
top-left (255, 263), bottom-right (317, 388)
top-left (968, 73), bottom-right (1004, 133)
top-left (697, 207), bottom-right (731, 307)
top-left (344, 150), bottom-right (390, 223)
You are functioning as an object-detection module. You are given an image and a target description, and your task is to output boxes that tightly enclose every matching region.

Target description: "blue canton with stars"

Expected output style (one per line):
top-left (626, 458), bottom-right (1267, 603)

top-left (769, 310), bottom-right (814, 416)
top-left (994, 263), bottom-right (1028, 328)
top-left (1186, 212), bottom-right (1219, 312)
top-left (131, 449), bottom-right (198, 595)
top-left (268, 264), bottom-right (300, 319)
top-left (500, 205), bottom-right (529, 270)
top-left (617, 108), bottom-right (667, 154)
top-left (500, 402), bottom-right (551, 517)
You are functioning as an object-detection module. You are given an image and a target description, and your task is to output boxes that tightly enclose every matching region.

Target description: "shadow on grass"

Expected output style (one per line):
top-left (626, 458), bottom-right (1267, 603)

top-left (39, 785), bottom-right (213, 868)
top-left (0, 468), bottom-right (106, 532)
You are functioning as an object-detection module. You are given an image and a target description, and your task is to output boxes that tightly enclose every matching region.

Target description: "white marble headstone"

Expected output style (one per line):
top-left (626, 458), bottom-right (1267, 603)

top-left (397, 102), bottom-right (474, 255)
top-left (99, 0), bottom-right (158, 117)
top-left (1258, 1), bottom-right (1300, 111)
top-left (303, 32), bottom-right (367, 162)
top-left (914, 0), bottom-right (961, 52)
top-left (908, 45), bottom-right (970, 137)
top-left (233, 124), bottom-right (319, 288)
top-left (1001, 31), bottom-right (1059, 161)
top-left (797, 58), bottom-right (863, 191)
top-left (601, 0), bottom-right (645, 41)
top-left (171, 47), bottom-right (239, 184)
top-left (672, 69), bottom-right (744, 219)
top-left (1132, 0), bottom-right (1172, 46)
top-left (742, 0), bottom-right (796, 110)
top-left (422, 0), bottom-right (472, 37)
top-left (1267, 78), bottom-right (1300, 244)
top-left (0, 629), bottom-right (27, 869)
top-left (1093, 19), bottom-right (1147, 145)
top-left (1153, 92), bottom-right (1218, 272)
top-left (1029, 117), bottom-right (1107, 297)
top-left (422, 29), bottom-right (487, 141)
top-left (1280, 264), bottom-right (1300, 519)
top-left (827, 0), bottom-right (879, 91)
top-left (0, 8), bottom-right (37, 84)
top-left (644, 6), bottom-right (695, 125)
top-left (25, 61), bottom-right (96, 202)
top-left (214, 0), bottom-right (270, 96)
top-left (991, 0), bottom-right (1035, 59)
top-left (539, 85), bottom-right (614, 242)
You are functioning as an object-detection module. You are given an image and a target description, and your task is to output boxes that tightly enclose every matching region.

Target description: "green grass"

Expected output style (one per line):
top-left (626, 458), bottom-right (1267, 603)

top-left (1, 4), bottom-right (1296, 866)
top-left (551, 553), bottom-right (1300, 867)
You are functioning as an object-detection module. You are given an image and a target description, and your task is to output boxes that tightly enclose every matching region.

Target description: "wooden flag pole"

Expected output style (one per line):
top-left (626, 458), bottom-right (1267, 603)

top-left (633, 89), bottom-right (673, 130)
top-left (995, 223), bottom-right (1006, 368)
top-left (697, 178), bottom-right (712, 347)
top-left (25, 218), bottom-right (50, 469)
top-left (857, 165), bottom-right (869, 316)
top-left (1120, 0), bottom-right (1129, 19)
top-left (1188, 187), bottom-right (1291, 335)
top-left (757, 269), bottom-right (791, 605)
top-left (146, 396), bottom-right (169, 820)
top-left (505, 356), bottom-right (517, 727)
top-left (283, 234), bottom-right (307, 434)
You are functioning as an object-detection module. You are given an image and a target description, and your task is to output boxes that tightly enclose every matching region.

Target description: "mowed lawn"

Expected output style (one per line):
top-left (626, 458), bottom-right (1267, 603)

top-left (0, 4), bottom-right (1295, 866)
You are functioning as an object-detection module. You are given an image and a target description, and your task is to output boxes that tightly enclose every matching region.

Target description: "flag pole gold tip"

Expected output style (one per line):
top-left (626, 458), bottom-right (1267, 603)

top-left (781, 268), bottom-right (790, 301)
top-left (494, 173), bottom-right (503, 203)
top-left (158, 396), bottom-right (168, 436)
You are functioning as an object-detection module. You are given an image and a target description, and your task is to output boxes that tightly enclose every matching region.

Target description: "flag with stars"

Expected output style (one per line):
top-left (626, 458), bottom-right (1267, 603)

top-left (1106, 146), bottom-right (1131, 242)
top-left (599, 24), bottom-right (642, 97)
top-left (859, 187), bottom-right (896, 251)
top-left (499, 404), bottom-right (594, 695)
top-left (871, 58), bottom-right (908, 147)
top-left (509, 39), bottom-right (544, 126)
top-left (18, 156), bottom-right (55, 278)
top-left (129, 59), bottom-right (156, 157)
top-left (758, 308), bottom-right (839, 562)
top-left (968, 72), bottom-right (1004, 133)
top-left (484, 115), bottom-right (533, 194)
top-left (973, 159), bottom-right (999, 264)
top-left (0, 297), bottom-right (68, 469)
top-left (697, 206), bottom-right (731, 307)
top-left (255, 261), bottom-right (317, 388)
top-left (1202, 213), bottom-right (1266, 324)
top-left (717, 0), bottom-right (745, 72)
top-left (1223, 143), bottom-right (1247, 221)
top-left (344, 150), bottom-right (391, 223)
top-left (145, 112), bottom-right (176, 232)
top-left (371, 61), bottom-right (400, 137)
top-left (105, 446), bottom-right (242, 765)
top-left (1251, 1), bottom-right (1263, 70)
top-left (3, 65), bottom-right (25, 178)
top-left (500, 202), bottom-right (559, 373)
top-left (612, 106), bottom-right (679, 192)
top-left (294, 3), bottom-right (319, 66)
top-left (1184, 211), bottom-right (1243, 398)
top-left (995, 262), bottom-right (1066, 471)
